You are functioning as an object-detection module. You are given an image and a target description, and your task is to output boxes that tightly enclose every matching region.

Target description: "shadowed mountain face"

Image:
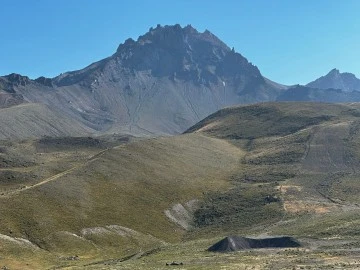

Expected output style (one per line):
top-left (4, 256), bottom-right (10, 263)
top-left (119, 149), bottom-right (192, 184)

top-left (0, 24), bottom-right (282, 138)
top-left (276, 85), bottom-right (360, 103)
top-left (275, 69), bottom-right (360, 103)
top-left (307, 68), bottom-right (360, 92)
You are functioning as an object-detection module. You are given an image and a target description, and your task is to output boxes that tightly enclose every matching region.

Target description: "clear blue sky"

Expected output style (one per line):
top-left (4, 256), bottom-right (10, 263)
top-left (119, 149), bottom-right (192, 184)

top-left (1, 0), bottom-right (359, 85)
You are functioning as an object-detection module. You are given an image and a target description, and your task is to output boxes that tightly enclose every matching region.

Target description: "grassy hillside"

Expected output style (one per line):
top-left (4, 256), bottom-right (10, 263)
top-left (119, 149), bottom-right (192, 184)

top-left (185, 102), bottom-right (358, 138)
top-left (2, 102), bottom-right (360, 269)
top-left (186, 102), bottom-right (360, 235)
top-left (0, 133), bottom-right (243, 268)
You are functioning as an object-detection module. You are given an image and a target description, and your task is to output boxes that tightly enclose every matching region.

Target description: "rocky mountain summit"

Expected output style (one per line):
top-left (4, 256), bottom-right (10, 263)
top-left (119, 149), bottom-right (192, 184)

top-left (307, 68), bottom-right (360, 92)
top-left (275, 69), bottom-right (360, 103)
top-left (0, 24), bottom-right (282, 138)
top-left (5, 25), bottom-right (359, 139)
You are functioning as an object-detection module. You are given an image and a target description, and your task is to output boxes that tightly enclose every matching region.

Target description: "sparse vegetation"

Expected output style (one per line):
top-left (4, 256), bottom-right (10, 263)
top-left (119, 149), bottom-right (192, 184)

top-left (193, 184), bottom-right (282, 230)
top-left (2, 102), bottom-right (360, 269)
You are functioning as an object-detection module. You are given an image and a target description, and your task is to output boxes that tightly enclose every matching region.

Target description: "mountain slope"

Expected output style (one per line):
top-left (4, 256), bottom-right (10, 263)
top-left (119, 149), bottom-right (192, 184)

top-left (307, 68), bottom-right (360, 91)
top-left (0, 24), bottom-right (283, 138)
top-left (187, 102), bottom-right (360, 237)
top-left (0, 133), bottom-right (243, 268)
top-left (3, 102), bottom-right (360, 268)
top-left (0, 103), bottom-right (91, 139)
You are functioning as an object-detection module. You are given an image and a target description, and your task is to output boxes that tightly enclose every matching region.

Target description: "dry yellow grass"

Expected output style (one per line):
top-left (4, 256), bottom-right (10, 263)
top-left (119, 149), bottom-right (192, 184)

top-left (3, 102), bottom-right (360, 269)
top-left (0, 133), bottom-right (245, 268)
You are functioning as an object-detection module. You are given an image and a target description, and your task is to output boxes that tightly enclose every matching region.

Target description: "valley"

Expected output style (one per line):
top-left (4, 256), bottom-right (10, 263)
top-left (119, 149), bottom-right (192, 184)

top-left (1, 21), bottom-right (360, 270)
top-left (1, 102), bottom-right (360, 269)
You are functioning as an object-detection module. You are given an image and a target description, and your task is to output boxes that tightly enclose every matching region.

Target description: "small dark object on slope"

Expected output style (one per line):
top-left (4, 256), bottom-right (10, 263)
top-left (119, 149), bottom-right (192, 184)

top-left (64, 255), bottom-right (79, 261)
top-left (166, 261), bottom-right (183, 266)
top-left (208, 236), bottom-right (301, 252)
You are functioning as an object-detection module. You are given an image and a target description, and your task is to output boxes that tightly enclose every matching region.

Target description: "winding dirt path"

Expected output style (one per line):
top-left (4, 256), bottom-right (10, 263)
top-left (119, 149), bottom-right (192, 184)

top-left (0, 148), bottom-right (110, 198)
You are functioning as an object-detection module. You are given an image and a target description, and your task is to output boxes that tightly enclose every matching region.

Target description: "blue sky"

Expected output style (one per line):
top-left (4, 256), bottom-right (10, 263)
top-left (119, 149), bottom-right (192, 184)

top-left (0, 0), bottom-right (359, 85)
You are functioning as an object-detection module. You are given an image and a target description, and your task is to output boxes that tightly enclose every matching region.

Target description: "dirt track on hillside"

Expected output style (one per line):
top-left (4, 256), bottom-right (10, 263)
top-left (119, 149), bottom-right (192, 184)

top-left (302, 123), bottom-right (352, 173)
top-left (0, 148), bottom-right (110, 198)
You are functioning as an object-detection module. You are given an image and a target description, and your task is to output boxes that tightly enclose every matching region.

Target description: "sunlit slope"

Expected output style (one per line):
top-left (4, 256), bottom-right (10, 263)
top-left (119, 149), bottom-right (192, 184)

top-left (187, 102), bottom-right (360, 177)
top-left (188, 102), bottom-right (360, 239)
top-left (68, 101), bottom-right (360, 270)
top-left (0, 134), bottom-right (243, 266)
top-left (3, 102), bottom-right (360, 269)
top-left (186, 102), bottom-right (358, 138)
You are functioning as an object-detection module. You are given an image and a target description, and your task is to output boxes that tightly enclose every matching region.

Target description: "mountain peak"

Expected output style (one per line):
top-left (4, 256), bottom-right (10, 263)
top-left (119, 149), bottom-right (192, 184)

top-left (307, 69), bottom-right (360, 92)
top-left (116, 24), bottom-right (229, 53)
top-left (328, 68), bottom-right (340, 75)
top-left (0, 24), bottom-right (283, 137)
top-left (113, 24), bottom-right (263, 84)
top-left (4, 73), bottom-right (30, 86)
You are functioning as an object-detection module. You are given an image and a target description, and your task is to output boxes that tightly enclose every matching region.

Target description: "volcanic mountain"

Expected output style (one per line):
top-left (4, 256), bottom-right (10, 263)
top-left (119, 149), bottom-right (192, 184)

top-left (0, 24), bottom-right (283, 138)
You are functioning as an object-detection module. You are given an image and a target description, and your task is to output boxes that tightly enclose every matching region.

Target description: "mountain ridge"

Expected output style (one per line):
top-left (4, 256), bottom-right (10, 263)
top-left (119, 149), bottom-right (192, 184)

top-left (307, 68), bottom-right (360, 92)
top-left (2, 25), bottom-right (360, 139)
top-left (276, 85), bottom-right (360, 103)
top-left (0, 24), bottom-right (283, 138)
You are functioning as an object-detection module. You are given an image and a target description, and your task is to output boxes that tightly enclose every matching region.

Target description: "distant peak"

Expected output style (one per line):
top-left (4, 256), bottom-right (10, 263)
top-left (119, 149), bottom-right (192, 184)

top-left (307, 68), bottom-right (360, 92)
top-left (326, 68), bottom-right (359, 79)
top-left (151, 23), bottom-right (197, 33)
top-left (116, 24), bottom-right (229, 53)
top-left (328, 68), bottom-right (340, 75)
top-left (4, 73), bottom-right (30, 86)
top-left (140, 23), bottom-right (200, 41)
top-left (5, 73), bottom-right (29, 80)
top-left (184, 24), bottom-right (196, 31)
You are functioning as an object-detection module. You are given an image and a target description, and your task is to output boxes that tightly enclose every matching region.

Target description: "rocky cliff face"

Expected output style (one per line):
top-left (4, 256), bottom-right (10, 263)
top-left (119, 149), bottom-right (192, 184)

top-left (0, 24), bottom-right (282, 137)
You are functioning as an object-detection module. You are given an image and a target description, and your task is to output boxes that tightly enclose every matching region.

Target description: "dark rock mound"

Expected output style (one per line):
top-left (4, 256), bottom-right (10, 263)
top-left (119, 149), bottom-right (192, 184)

top-left (208, 236), bottom-right (300, 252)
top-left (166, 261), bottom-right (183, 266)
